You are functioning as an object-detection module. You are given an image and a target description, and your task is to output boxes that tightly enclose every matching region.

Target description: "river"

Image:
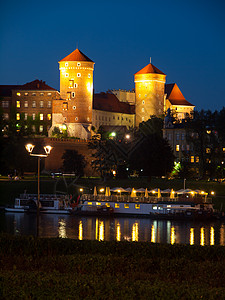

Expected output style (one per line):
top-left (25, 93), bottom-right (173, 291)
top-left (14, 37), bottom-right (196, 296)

top-left (1, 211), bottom-right (225, 245)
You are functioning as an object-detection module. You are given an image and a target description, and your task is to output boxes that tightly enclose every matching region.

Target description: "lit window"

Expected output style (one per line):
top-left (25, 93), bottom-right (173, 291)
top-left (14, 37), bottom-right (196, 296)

top-left (32, 101), bottom-right (36, 108)
top-left (142, 108), bottom-right (144, 112)
top-left (153, 205), bottom-right (157, 210)
top-left (75, 117), bottom-right (78, 121)
top-left (17, 92), bottom-right (21, 96)
top-left (3, 113), bottom-right (9, 120)
top-left (115, 203), bottom-right (120, 208)
top-left (118, 116), bottom-right (119, 120)
top-left (65, 62), bottom-right (68, 67)
top-left (72, 92), bottom-right (75, 98)
top-left (2, 101), bottom-right (9, 108)
top-left (142, 117), bottom-right (144, 121)
top-left (191, 156), bottom-right (194, 163)
top-left (65, 73), bottom-right (69, 77)
top-left (47, 93), bottom-right (52, 96)
top-left (206, 148), bottom-right (211, 153)
top-left (16, 101), bottom-right (20, 108)
top-left (40, 114), bottom-right (43, 121)
top-left (67, 92), bottom-right (71, 100)
top-left (142, 100), bottom-right (145, 104)
top-left (135, 204), bottom-right (140, 209)
top-left (47, 101), bottom-right (51, 108)
top-left (77, 73), bottom-right (81, 77)
top-left (176, 145), bottom-right (180, 151)
top-left (181, 133), bottom-right (185, 140)
top-left (40, 101), bottom-right (44, 108)
top-left (24, 92), bottom-right (28, 96)
top-left (24, 113), bottom-right (28, 120)
top-left (145, 94), bottom-right (147, 97)
top-left (40, 92), bottom-right (44, 96)
top-left (32, 113), bottom-right (35, 120)
top-left (88, 74), bottom-right (91, 78)
top-left (69, 80), bottom-right (74, 88)
top-left (196, 156), bottom-right (199, 163)
top-left (24, 101), bottom-right (28, 108)
top-left (124, 204), bottom-right (129, 208)
top-left (88, 202), bottom-right (92, 205)
top-left (73, 106), bottom-right (76, 110)
top-left (63, 102), bottom-right (68, 110)
top-left (87, 117), bottom-right (90, 121)
top-left (16, 113), bottom-right (20, 120)
top-left (39, 125), bottom-right (43, 132)
top-left (32, 93), bottom-right (36, 96)
top-left (77, 62), bottom-right (81, 66)
top-left (74, 83), bottom-right (78, 88)
top-left (47, 114), bottom-right (51, 120)
top-left (89, 106), bottom-right (91, 110)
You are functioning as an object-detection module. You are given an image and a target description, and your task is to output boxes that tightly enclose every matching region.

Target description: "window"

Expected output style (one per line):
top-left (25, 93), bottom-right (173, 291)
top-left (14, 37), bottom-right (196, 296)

top-left (75, 117), bottom-right (78, 121)
top-left (115, 203), bottom-right (120, 208)
top-left (77, 73), bottom-right (81, 77)
top-left (17, 92), bottom-right (21, 96)
top-left (74, 83), bottom-right (78, 88)
top-left (223, 148), bottom-right (225, 153)
top-left (135, 204), bottom-right (140, 209)
top-left (72, 92), bottom-right (75, 98)
top-left (16, 113), bottom-right (20, 120)
top-left (191, 156), bottom-right (194, 163)
top-left (32, 125), bottom-right (35, 132)
top-left (118, 116), bottom-right (119, 120)
top-left (63, 102), bottom-right (68, 110)
top-left (67, 92), bottom-right (71, 100)
top-left (65, 62), bottom-right (68, 67)
top-left (2, 101), bottom-right (9, 108)
top-left (142, 108), bottom-right (144, 112)
top-left (87, 117), bottom-right (90, 121)
top-left (186, 145), bottom-right (190, 151)
top-left (40, 92), bottom-right (44, 96)
top-left (145, 94), bottom-right (147, 97)
top-left (16, 101), bottom-right (20, 108)
top-left (32, 113), bottom-right (35, 120)
top-left (47, 93), bottom-right (52, 96)
top-left (124, 204), bottom-right (129, 208)
top-left (142, 117), bottom-right (144, 121)
top-left (65, 73), bottom-right (69, 77)
top-left (176, 145), bottom-right (180, 152)
top-left (40, 101), bottom-right (44, 108)
top-left (89, 106), bottom-right (91, 110)
top-left (40, 114), bottom-right (43, 121)
top-left (32, 93), bottom-right (36, 96)
top-left (73, 106), bottom-right (76, 110)
top-left (24, 92), bottom-right (28, 96)
top-left (77, 62), bottom-right (81, 66)
top-left (206, 148), bottom-right (211, 153)
top-left (24, 101), bottom-right (28, 108)
top-left (39, 125), bottom-right (43, 133)
top-left (69, 80), bottom-right (74, 88)
top-left (88, 74), bottom-right (91, 78)
top-left (176, 133), bottom-right (180, 141)
top-left (142, 100), bottom-right (145, 104)
top-left (3, 113), bottom-right (9, 120)
top-left (196, 156), bottom-right (199, 163)
top-left (47, 114), bottom-right (51, 120)
top-left (47, 101), bottom-right (51, 108)
top-left (181, 133), bottom-right (185, 140)
top-left (113, 116), bottom-right (115, 120)
top-left (24, 113), bottom-right (28, 120)
top-left (32, 101), bottom-right (36, 108)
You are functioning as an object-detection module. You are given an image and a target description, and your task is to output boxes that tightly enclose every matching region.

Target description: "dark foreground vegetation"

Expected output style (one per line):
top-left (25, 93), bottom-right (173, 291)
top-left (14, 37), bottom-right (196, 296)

top-left (1, 235), bottom-right (225, 299)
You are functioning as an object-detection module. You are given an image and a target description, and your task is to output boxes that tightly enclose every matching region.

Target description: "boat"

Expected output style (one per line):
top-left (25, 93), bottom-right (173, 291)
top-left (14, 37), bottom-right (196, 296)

top-left (76, 190), bottom-right (216, 220)
top-left (5, 194), bottom-right (73, 214)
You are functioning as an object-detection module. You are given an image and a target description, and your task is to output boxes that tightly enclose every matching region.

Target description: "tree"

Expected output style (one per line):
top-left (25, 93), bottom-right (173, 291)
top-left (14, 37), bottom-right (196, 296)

top-left (62, 150), bottom-right (86, 176)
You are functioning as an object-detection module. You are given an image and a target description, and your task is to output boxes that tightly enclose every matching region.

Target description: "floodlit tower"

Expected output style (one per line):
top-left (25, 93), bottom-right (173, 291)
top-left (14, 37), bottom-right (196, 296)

top-left (52, 48), bottom-right (94, 138)
top-left (134, 62), bottom-right (166, 127)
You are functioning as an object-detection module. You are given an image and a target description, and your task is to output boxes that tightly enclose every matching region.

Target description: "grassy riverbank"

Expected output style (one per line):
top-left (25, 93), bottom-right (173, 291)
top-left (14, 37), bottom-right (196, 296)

top-left (1, 176), bottom-right (225, 211)
top-left (0, 235), bottom-right (225, 299)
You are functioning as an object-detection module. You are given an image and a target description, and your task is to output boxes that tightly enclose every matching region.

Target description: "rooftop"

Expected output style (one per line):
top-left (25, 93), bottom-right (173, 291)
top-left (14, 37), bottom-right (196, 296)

top-left (135, 63), bottom-right (165, 75)
top-left (59, 48), bottom-right (94, 63)
top-left (165, 83), bottom-right (194, 106)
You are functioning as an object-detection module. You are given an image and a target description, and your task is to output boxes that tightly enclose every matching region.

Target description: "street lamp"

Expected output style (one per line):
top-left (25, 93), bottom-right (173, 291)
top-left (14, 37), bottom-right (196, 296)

top-left (25, 143), bottom-right (52, 235)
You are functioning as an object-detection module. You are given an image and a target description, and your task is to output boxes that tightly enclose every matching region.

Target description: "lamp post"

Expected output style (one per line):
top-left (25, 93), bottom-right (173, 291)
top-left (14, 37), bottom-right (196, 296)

top-left (25, 144), bottom-right (52, 236)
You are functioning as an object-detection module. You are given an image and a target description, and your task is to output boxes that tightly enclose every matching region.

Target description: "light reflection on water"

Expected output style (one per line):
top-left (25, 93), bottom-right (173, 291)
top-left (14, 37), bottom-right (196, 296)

top-left (1, 211), bottom-right (225, 246)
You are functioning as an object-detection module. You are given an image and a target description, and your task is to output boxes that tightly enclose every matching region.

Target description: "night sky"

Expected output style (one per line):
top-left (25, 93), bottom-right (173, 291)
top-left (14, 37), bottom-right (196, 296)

top-left (0, 0), bottom-right (225, 111)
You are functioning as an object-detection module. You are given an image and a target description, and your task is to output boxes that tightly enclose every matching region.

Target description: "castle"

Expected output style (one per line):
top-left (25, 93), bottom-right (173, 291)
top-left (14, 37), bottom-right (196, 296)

top-left (0, 48), bottom-right (194, 139)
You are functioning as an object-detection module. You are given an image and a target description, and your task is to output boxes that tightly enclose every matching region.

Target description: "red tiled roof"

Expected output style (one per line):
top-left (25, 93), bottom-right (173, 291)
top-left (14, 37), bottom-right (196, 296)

top-left (165, 83), bottom-right (194, 106)
top-left (59, 48), bottom-right (94, 62)
top-left (135, 63), bottom-right (165, 75)
top-left (93, 92), bottom-right (135, 114)
top-left (21, 80), bottom-right (56, 91)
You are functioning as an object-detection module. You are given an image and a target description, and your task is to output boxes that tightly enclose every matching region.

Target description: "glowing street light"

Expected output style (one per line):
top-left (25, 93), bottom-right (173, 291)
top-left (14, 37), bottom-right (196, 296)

top-left (25, 143), bottom-right (52, 236)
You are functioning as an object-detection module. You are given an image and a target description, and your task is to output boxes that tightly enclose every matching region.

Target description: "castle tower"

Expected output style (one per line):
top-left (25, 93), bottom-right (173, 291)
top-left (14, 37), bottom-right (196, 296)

top-left (134, 62), bottom-right (166, 127)
top-left (51, 48), bottom-right (94, 139)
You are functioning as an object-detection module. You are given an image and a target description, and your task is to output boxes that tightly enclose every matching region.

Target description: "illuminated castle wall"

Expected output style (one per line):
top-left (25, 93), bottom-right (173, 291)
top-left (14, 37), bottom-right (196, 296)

top-left (134, 63), bottom-right (166, 127)
top-left (51, 49), bottom-right (94, 139)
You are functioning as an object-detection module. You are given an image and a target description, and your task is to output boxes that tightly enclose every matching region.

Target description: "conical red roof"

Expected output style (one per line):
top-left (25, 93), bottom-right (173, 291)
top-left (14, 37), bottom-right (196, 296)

top-left (165, 83), bottom-right (194, 106)
top-left (59, 48), bottom-right (94, 62)
top-left (135, 63), bottom-right (165, 75)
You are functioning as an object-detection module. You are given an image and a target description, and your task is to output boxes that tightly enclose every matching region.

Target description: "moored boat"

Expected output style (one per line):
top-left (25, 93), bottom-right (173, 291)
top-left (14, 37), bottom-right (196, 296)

top-left (5, 194), bottom-right (73, 214)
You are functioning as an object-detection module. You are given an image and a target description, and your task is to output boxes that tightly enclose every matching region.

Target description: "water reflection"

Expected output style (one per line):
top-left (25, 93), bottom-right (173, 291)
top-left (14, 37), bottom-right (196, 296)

top-left (1, 212), bottom-right (225, 246)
